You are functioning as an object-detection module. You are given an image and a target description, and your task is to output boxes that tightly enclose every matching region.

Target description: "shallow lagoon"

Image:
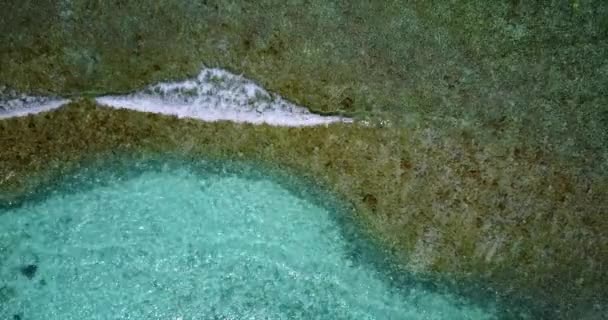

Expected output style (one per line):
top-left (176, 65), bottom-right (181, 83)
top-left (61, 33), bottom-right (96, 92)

top-left (1, 158), bottom-right (497, 319)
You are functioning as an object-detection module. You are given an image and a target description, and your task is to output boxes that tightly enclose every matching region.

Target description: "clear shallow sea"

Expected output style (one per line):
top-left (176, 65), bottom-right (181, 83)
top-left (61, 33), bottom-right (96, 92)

top-left (0, 159), bottom-right (497, 319)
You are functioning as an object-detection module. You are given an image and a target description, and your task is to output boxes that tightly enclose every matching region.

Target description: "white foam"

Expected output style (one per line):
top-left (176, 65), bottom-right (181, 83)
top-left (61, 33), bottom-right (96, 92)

top-left (0, 68), bottom-right (352, 126)
top-left (0, 95), bottom-right (71, 119)
top-left (95, 68), bottom-right (352, 126)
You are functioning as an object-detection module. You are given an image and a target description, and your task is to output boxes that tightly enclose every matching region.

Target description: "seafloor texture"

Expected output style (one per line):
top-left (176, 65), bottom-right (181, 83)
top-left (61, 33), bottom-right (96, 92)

top-left (0, 159), bottom-right (496, 319)
top-left (1, 1), bottom-right (607, 319)
top-left (1, 102), bottom-right (606, 319)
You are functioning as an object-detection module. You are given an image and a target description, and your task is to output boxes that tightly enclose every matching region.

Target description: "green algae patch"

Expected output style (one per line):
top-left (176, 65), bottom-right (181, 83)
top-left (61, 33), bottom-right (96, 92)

top-left (1, 101), bottom-right (606, 318)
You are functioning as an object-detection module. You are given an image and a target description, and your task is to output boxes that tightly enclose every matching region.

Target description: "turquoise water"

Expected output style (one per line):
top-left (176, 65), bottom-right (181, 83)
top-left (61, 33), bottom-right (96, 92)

top-left (0, 161), bottom-right (496, 319)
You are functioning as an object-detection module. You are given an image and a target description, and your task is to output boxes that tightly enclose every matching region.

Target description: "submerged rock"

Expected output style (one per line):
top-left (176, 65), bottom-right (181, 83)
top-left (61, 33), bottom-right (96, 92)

top-left (19, 264), bottom-right (38, 279)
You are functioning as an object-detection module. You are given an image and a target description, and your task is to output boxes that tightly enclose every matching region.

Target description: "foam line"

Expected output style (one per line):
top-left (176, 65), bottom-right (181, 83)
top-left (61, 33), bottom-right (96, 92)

top-left (95, 68), bottom-right (352, 126)
top-left (0, 96), bottom-right (71, 119)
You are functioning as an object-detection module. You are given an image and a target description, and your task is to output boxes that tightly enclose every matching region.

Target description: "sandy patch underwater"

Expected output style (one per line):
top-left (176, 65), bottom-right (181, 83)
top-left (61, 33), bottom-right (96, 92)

top-left (0, 158), bottom-right (495, 319)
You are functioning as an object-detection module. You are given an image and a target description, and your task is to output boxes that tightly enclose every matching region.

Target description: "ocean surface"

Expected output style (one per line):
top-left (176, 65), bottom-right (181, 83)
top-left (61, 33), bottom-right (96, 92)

top-left (2, 2), bottom-right (605, 318)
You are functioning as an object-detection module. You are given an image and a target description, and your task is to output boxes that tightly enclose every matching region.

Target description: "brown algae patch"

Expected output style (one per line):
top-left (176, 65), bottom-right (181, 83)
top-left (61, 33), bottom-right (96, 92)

top-left (0, 100), bottom-right (606, 317)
